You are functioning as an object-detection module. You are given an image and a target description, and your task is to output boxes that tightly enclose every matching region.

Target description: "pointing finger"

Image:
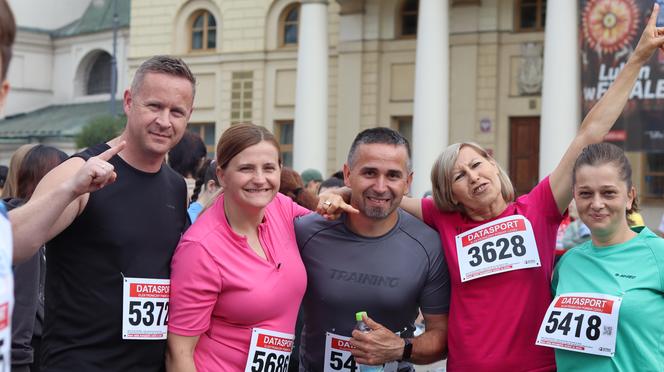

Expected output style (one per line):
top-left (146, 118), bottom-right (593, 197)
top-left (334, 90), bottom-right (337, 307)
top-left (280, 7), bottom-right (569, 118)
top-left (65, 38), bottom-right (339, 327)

top-left (98, 141), bottom-right (126, 162)
top-left (649, 4), bottom-right (660, 27)
top-left (339, 202), bottom-right (360, 215)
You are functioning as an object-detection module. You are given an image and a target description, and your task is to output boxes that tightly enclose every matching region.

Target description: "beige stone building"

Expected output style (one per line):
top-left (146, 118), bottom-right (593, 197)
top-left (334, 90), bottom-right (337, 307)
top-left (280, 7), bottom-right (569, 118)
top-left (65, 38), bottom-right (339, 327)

top-left (128, 0), bottom-right (664, 225)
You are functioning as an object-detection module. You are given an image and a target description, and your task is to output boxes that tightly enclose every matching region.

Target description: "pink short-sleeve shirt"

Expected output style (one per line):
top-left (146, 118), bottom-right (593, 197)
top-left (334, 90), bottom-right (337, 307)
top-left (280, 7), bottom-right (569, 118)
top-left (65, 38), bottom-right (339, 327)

top-left (169, 193), bottom-right (310, 371)
top-left (422, 177), bottom-right (561, 372)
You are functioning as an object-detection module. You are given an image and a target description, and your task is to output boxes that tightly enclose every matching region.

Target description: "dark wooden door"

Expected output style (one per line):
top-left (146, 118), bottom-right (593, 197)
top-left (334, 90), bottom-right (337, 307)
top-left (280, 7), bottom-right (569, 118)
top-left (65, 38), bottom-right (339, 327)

top-left (509, 117), bottom-right (540, 196)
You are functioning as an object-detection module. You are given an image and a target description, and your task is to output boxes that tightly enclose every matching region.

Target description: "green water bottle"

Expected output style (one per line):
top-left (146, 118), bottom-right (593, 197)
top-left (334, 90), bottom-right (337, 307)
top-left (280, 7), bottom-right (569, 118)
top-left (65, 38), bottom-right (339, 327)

top-left (355, 311), bottom-right (384, 372)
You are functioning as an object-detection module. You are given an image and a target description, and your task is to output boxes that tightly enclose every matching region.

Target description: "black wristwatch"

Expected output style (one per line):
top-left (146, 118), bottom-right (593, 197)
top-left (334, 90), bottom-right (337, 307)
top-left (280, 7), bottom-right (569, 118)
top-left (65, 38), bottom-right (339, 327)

top-left (401, 338), bottom-right (413, 361)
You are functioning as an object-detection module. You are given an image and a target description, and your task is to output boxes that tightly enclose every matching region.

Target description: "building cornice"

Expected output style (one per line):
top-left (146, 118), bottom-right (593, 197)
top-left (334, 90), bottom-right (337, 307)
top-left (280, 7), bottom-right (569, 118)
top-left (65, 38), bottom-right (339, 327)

top-left (336, 0), bottom-right (365, 15)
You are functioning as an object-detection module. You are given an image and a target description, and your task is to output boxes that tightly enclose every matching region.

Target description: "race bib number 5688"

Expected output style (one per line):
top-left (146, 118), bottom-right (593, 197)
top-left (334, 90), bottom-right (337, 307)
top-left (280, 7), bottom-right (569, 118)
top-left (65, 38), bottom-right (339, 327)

top-left (122, 277), bottom-right (170, 340)
top-left (455, 215), bottom-right (541, 282)
top-left (245, 328), bottom-right (294, 372)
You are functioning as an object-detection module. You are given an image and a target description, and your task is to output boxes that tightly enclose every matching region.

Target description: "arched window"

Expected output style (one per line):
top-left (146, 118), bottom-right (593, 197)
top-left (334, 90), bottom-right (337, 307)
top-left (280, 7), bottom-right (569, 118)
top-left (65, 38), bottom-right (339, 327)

top-left (280, 4), bottom-right (300, 46)
top-left (191, 10), bottom-right (217, 51)
top-left (86, 52), bottom-right (112, 95)
top-left (399, 0), bottom-right (418, 37)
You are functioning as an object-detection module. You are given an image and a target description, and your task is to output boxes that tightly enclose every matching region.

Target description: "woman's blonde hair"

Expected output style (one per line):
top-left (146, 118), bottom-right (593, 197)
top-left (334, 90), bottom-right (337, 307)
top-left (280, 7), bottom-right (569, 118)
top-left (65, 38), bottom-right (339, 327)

top-left (430, 142), bottom-right (515, 213)
top-left (1, 143), bottom-right (36, 198)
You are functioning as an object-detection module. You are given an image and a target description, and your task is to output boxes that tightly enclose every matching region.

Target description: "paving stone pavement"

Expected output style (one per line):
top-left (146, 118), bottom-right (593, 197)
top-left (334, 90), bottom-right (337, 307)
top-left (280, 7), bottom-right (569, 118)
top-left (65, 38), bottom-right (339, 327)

top-left (413, 359), bottom-right (446, 372)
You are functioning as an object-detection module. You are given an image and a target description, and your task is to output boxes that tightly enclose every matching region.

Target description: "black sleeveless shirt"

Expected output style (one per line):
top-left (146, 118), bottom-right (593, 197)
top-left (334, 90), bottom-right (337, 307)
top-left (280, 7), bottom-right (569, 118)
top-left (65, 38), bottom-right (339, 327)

top-left (42, 144), bottom-right (188, 372)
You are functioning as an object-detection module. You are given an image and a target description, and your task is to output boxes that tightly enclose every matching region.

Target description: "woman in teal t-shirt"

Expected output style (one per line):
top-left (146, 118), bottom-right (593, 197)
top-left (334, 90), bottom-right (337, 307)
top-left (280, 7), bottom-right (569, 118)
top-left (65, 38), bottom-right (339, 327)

top-left (548, 142), bottom-right (664, 371)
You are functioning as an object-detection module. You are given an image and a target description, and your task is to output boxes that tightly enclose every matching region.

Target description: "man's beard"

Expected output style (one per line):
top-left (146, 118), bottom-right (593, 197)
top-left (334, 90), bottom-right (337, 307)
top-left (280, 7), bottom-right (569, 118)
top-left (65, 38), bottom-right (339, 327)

top-left (361, 190), bottom-right (398, 219)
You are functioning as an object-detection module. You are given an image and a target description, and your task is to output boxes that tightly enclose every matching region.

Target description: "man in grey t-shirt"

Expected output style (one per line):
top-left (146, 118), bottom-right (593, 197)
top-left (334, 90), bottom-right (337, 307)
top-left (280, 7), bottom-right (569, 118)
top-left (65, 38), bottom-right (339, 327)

top-left (295, 128), bottom-right (450, 372)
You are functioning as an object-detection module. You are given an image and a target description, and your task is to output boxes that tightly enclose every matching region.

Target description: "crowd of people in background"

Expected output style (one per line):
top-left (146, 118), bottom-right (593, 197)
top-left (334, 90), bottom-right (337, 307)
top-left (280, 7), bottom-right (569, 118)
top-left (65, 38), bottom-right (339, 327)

top-left (0, 1), bottom-right (663, 371)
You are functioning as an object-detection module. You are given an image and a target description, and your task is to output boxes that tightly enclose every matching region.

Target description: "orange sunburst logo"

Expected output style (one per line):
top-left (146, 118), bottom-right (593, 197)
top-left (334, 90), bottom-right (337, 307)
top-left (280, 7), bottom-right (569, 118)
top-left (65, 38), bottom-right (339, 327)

top-left (582, 0), bottom-right (640, 54)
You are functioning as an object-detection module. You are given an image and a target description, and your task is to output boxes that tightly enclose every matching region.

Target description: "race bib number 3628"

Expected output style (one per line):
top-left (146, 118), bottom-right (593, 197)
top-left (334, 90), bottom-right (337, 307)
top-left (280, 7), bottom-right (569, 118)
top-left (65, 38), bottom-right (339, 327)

top-left (536, 293), bottom-right (622, 357)
top-left (455, 215), bottom-right (541, 282)
top-left (121, 277), bottom-right (170, 340)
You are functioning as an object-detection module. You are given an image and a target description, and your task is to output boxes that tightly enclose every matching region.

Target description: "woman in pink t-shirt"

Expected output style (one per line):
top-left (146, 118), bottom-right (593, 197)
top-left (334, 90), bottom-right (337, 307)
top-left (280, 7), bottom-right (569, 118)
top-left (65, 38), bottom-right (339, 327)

top-left (166, 124), bottom-right (311, 371)
top-left (320, 14), bottom-right (664, 372)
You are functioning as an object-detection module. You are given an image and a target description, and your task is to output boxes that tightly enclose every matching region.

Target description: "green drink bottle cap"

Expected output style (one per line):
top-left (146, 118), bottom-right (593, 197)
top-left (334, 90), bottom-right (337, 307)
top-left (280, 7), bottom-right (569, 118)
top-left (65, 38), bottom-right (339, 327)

top-left (355, 311), bottom-right (367, 321)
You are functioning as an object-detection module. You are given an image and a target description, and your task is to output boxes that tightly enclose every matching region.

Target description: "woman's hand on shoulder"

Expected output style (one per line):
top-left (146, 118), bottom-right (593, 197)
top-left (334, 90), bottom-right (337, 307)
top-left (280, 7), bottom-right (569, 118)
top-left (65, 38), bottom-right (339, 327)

top-left (316, 187), bottom-right (358, 220)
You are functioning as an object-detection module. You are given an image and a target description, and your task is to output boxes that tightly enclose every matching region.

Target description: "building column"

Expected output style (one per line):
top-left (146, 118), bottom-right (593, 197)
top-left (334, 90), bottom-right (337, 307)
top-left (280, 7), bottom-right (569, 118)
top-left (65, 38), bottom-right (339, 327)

top-left (539, 1), bottom-right (580, 178)
top-left (412, 0), bottom-right (449, 197)
top-left (293, 0), bottom-right (329, 174)
top-left (335, 2), bottom-right (364, 168)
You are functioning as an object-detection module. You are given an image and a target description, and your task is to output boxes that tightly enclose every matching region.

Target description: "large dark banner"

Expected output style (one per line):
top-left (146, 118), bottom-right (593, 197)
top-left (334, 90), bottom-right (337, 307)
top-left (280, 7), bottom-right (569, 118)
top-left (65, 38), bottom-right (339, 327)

top-left (580, 0), bottom-right (664, 152)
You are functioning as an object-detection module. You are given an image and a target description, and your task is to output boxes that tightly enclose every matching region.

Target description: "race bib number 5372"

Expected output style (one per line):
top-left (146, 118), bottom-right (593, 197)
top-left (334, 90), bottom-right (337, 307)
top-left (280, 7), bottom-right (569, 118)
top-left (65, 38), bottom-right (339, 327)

top-left (455, 215), bottom-right (541, 282)
top-left (536, 293), bottom-right (622, 357)
top-left (122, 277), bottom-right (170, 340)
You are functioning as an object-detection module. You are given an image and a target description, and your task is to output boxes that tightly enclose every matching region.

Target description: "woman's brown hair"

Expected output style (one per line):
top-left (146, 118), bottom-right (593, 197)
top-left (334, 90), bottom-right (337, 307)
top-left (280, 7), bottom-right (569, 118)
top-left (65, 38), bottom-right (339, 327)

top-left (572, 142), bottom-right (639, 214)
top-left (17, 145), bottom-right (68, 200)
top-left (216, 123), bottom-right (281, 170)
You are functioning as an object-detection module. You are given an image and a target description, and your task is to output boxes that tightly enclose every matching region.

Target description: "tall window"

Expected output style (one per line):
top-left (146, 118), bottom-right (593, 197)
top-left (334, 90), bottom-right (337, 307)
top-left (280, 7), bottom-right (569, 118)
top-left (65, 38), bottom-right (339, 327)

top-left (275, 120), bottom-right (294, 167)
top-left (188, 123), bottom-right (216, 157)
top-left (392, 116), bottom-right (413, 146)
top-left (191, 10), bottom-right (217, 51)
top-left (231, 71), bottom-right (254, 124)
top-left (86, 52), bottom-right (112, 95)
top-left (515, 0), bottom-right (546, 32)
top-left (399, 0), bottom-right (418, 38)
top-left (280, 4), bottom-right (300, 46)
top-left (643, 153), bottom-right (664, 199)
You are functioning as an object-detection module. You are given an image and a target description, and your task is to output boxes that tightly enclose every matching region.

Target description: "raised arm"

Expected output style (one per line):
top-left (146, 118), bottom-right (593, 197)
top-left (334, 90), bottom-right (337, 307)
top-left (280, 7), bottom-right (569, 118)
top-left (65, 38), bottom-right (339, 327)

top-left (549, 4), bottom-right (664, 213)
top-left (400, 196), bottom-right (423, 221)
top-left (10, 142), bottom-right (124, 262)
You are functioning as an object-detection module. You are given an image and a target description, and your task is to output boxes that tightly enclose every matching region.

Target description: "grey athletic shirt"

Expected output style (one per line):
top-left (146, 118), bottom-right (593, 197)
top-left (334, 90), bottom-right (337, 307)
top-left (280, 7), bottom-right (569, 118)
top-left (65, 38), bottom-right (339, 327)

top-left (295, 209), bottom-right (450, 372)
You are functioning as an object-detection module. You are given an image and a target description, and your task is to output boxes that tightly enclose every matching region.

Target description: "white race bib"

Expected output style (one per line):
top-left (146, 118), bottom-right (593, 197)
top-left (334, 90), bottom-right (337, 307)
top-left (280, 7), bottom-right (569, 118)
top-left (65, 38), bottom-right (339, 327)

top-left (323, 332), bottom-right (397, 372)
top-left (0, 297), bottom-right (10, 372)
top-left (536, 292), bottom-right (622, 357)
top-left (0, 211), bottom-right (13, 371)
top-left (244, 328), bottom-right (294, 372)
top-left (121, 277), bottom-right (170, 340)
top-left (455, 215), bottom-right (541, 282)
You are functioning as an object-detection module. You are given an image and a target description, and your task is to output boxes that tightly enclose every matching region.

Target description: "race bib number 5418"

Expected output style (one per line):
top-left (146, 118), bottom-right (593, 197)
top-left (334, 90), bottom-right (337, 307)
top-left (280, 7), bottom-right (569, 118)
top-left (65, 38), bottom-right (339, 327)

top-left (122, 277), bottom-right (170, 340)
top-left (455, 215), bottom-right (541, 282)
top-left (536, 293), bottom-right (622, 357)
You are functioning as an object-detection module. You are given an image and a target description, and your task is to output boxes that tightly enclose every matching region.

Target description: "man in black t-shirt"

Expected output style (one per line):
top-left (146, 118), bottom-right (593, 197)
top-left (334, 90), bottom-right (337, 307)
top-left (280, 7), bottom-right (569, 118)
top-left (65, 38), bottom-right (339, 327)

top-left (10, 56), bottom-right (196, 372)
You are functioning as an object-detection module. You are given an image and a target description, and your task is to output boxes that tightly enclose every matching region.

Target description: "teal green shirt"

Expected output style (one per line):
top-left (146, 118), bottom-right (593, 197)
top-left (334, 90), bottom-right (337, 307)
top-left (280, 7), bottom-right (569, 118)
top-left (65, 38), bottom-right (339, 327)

top-left (552, 227), bottom-right (664, 372)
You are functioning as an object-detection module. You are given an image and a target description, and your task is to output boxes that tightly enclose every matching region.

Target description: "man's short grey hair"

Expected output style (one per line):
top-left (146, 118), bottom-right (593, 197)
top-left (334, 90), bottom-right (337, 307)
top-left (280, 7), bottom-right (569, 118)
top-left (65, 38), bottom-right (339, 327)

top-left (347, 127), bottom-right (412, 171)
top-left (131, 55), bottom-right (196, 99)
